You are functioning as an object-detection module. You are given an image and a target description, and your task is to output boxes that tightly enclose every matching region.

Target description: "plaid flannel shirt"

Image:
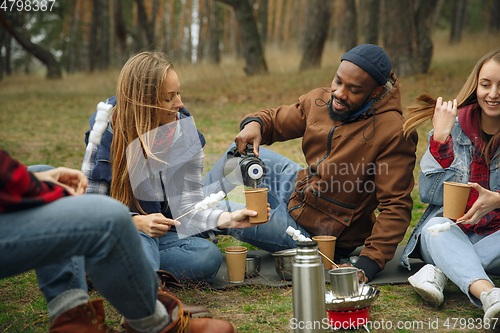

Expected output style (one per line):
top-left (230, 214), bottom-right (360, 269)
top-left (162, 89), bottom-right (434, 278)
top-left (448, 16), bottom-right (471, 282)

top-left (0, 148), bottom-right (70, 213)
top-left (429, 136), bottom-right (500, 235)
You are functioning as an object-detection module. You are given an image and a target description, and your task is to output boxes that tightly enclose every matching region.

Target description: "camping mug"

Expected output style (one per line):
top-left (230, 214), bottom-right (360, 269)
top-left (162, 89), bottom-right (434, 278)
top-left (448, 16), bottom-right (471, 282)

top-left (328, 267), bottom-right (365, 298)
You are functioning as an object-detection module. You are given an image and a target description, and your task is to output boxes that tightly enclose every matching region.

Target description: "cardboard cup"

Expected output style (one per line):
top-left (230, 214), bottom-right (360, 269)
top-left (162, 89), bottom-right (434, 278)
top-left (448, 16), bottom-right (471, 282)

top-left (312, 235), bottom-right (337, 269)
top-left (244, 188), bottom-right (268, 224)
top-left (443, 181), bottom-right (471, 220)
top-left (225, 246), bottom-right (247, 283)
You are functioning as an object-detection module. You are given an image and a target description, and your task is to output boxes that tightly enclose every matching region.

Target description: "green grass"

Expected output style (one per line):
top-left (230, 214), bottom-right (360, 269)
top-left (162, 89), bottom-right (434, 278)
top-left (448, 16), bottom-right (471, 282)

top-left (1, 32), bottom-right (500, 332)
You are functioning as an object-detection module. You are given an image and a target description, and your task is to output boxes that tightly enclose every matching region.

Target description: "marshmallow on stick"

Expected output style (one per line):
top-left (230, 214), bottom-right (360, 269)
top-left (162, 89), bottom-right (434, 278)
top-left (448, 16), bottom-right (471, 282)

top-left (79, 102), bottom-right (113, 193)
top-left (88, 102), bottom-right (113, 145)
top-left (285, 226), bottom-right (312, 242)
top-left (175, 191), bottom-right (226, 220)
top-left (428, 222), bottom-right (451, 237)
top-left (285, 226), bottom-right (339, 268)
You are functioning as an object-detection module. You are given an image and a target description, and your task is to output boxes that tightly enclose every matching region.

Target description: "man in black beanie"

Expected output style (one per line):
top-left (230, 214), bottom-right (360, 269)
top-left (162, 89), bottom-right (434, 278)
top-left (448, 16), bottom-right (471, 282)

top-left (205, 44), bottom-right (417, 282)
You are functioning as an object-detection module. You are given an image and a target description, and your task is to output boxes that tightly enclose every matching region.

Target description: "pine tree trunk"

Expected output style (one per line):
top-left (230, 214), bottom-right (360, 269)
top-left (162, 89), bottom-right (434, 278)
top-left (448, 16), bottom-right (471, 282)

top-left (299, 0), bottom-right (331, 71)
top-left (450, 0), bottom-right (468, 43)
top-left (206, 0), bottom-right (220, 63)
top-left (364, 0), bottom-right (380, 45)
top-left (218, 0), bottom-right (268, 75)
top-left (273, 0), bottom-right (284, 43)
top-left (383, 0), bottom-right (437, 78)
top-left (135, 0), bottom-right (157, 49)
top-left (490, 0), bottom-right (500, 32)
top-left (100, 0), bottom-right (110, 70)
top-left (113, 0), bottom-right (127, 66)
top-left (0, 29), bottom-right (5, 80)
top-left (89, 0), bottom-right (101, 72)
top-left (343, 0), bottom-right (357, 51)
top-left (258, 0), bottom-right (268, 46)
top-left (68, 0), bottom-right (81, 73)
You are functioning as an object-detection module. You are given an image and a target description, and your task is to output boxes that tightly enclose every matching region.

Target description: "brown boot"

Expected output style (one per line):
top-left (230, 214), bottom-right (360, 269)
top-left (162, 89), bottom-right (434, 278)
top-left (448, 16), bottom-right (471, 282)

top-left (49, 299), bottom-right (119, 333)
top-left (157, 271), bottom-right (211, 318)
top-left (123, 290), bottom-right (236, 333)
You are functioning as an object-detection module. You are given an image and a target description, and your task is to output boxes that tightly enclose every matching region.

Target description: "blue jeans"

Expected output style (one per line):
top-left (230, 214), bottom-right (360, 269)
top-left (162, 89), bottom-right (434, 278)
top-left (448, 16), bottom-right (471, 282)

top-left (204, 145), bottom-right (312, 252)
top-left (0, 191), bottom-right (159, 320)
top-left (140, 230), bottom-right (222, 283)
top-left (420, 217), bottom-right (500, 306)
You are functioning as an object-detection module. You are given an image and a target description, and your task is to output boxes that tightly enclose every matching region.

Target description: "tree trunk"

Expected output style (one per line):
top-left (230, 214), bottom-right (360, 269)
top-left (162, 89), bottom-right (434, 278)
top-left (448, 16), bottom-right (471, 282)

top-left (431, 0), bottom-right (445, 32)
top-left (413, 0), bottom-right (435, 73)
top-left (450, 0), bottom-right (468, 43)
top-left (490, 0), bottom-right (500, 32)
top-left (282, 0), bottom-right (293, 43)
top-left (89, 0), bottom-right (101, 72)
top-left (100, 0), bottom-right (110, 70)
top-left (135, 0), bottom-right (157, 49)
top-left (258, 0), bottom-right (268, 46)
top-left (343, 0), bottom-right (357, 51)
top-left (197, 0), bottom-right (206, 63)
top-left (0, 13), bottom-right (62, 79)
top-left (364, 0), bottom-right (380, 45)
top-left (273, 0), bottom-right (284, 43)
top-left (383, 0), bottom-right (437, 78)
top-left (67, 0), bottom-right (81, 73)
top-left (218, 0), bottom-right (268, 75)
top-left (0, 28), bottom-right (5, 80)
top-left (5, 34), bottom-right (10, 75)
top-left (299, 0), bottom-right (331, 71)
top-left (186, 0), bottom-right (193, 62)
top-left (113, 0), bottom-right (127, 66)
top-left (206, 0), bottom-right (220, 63)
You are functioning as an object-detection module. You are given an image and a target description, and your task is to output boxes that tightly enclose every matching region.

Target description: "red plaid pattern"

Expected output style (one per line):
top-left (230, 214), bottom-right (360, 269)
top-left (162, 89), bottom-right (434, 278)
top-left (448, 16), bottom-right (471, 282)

top-left (429, 107), bottom-right (500, 235)
top-left (0, 148), bottom-right (69, 213)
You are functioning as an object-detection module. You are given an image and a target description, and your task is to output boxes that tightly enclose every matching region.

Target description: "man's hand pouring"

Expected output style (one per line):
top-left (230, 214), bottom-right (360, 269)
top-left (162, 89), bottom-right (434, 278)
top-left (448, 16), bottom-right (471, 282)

top-left (235, 121), bottom-right (262, 156)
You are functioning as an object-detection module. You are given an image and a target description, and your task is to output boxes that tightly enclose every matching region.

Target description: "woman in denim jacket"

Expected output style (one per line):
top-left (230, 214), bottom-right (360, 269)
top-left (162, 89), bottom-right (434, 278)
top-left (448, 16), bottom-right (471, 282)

top-left (401, 49), bottom-right (500, 326)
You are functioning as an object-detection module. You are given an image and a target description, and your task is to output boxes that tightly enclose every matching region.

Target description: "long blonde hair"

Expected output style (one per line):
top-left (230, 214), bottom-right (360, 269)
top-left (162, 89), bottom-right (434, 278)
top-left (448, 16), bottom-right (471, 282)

top-left (404, 49), bottom-right (500, 164)
top-left (110, 51), bottom-right (174, 212)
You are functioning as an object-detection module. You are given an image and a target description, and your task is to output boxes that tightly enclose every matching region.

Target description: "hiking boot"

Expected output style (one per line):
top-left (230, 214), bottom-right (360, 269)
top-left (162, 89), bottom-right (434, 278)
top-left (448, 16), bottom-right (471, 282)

top-left (408, 264), bottom-right (447, 307)
top-left (156, 270), bottom-right (211, 318)
top-left (482, 287), bottom-right (500, 329)
top-left (49, 299), bottom-right (119, 333)
top-left (157, 270), bottom-right (183, 292)
top-left (123, 290), bottom-right (236, 333)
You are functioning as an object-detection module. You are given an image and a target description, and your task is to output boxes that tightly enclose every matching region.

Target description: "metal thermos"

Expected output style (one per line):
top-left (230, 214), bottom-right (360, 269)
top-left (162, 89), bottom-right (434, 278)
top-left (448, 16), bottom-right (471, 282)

top-left (292, 241), bottom-right (327, 333)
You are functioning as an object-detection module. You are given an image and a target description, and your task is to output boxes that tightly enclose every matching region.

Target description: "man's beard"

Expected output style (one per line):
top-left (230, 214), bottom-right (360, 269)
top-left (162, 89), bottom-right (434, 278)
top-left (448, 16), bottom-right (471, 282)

top-left (327, 95), bottom-right (371, 122)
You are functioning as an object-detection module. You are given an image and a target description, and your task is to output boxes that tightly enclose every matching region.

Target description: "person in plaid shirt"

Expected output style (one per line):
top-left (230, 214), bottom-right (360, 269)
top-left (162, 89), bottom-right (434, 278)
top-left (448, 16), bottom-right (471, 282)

top-left (401, 49), bottom-right (500, 326)
top-left (0, 149), bottom-right (235, 332)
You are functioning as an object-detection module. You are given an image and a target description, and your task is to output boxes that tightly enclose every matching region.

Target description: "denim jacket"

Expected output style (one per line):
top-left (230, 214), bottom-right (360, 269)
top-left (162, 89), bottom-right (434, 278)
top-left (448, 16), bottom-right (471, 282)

top-left (400, 117), bottom-right (500, 270)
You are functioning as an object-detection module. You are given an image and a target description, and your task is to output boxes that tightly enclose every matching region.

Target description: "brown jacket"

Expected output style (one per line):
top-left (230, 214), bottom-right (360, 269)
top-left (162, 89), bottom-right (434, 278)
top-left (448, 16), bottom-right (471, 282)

top-left (241, 73), bottom-right (417, 278)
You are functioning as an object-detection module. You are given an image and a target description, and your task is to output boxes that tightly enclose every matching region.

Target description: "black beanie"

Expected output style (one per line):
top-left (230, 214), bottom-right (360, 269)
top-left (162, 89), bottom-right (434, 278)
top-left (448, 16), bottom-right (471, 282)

top-left (340, 44), bottom-right (392, 86)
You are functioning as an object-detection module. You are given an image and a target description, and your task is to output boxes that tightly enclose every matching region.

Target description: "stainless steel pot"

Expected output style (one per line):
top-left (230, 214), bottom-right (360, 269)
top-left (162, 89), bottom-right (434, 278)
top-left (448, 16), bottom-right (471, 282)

top-left (271, 248), bottom-right (296, 280)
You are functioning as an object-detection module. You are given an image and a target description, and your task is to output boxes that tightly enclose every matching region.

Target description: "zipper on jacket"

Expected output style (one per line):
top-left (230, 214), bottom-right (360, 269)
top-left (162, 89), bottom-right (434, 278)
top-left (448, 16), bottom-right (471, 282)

top-left (311, 188), bottom-right (356, 210)
top-left (289, 125), bottom-right (340, 213)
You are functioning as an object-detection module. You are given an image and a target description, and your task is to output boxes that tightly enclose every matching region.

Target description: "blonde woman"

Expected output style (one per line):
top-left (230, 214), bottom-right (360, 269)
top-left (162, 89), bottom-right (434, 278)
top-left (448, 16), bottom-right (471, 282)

top-left (401, 49), bottom-right (500, 325)
top-left (83, 52), bottom-right (258, 284)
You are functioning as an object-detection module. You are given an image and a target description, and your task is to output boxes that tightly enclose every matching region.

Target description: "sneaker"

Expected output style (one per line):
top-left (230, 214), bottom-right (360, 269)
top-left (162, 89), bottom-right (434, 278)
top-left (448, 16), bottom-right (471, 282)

top-left (408, 264), bottom-right (447, 307)
top-left (481, 288), bottom-right (500, 329)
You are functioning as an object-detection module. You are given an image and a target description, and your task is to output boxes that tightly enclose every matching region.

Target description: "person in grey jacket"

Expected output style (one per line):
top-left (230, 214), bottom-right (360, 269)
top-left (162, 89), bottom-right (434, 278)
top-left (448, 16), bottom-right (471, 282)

top-left (401, 49), bottom-right (500, 327)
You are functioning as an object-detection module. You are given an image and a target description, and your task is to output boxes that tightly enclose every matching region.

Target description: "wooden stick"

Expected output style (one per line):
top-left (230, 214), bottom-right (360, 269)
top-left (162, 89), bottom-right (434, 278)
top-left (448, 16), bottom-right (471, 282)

top-left (451, 219), bottom-right (467, 226)
top-left (76, 177), bottom-right (84, 195)
top-left (318, 249), bottom-right (339, 268)
top-left (175, 208), bottom-right (197, 220)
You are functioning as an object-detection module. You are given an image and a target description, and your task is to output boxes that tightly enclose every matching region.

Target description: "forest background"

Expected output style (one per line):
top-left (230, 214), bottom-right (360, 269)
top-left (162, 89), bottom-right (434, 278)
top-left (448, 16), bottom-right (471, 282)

top-left (1, 0), bottom-right (500, 332)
